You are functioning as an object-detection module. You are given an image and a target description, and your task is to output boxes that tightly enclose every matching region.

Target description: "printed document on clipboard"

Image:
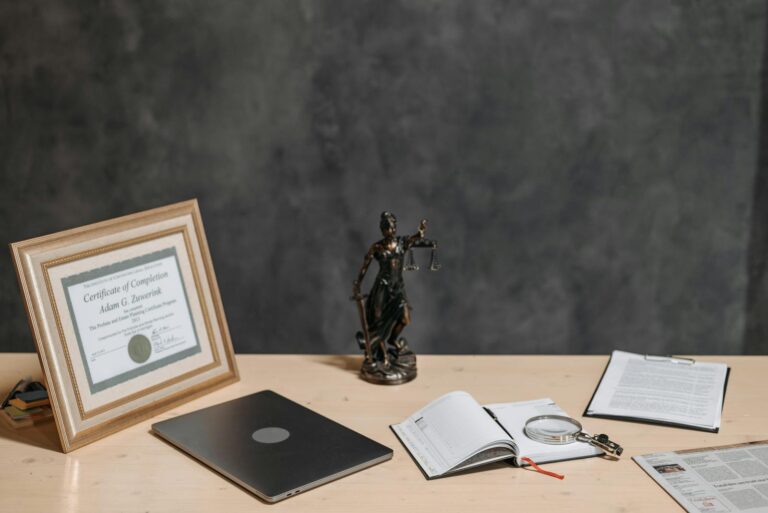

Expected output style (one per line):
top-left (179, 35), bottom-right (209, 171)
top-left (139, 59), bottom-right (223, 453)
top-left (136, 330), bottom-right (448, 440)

top-left (584, 350), bottom-right (729, 432)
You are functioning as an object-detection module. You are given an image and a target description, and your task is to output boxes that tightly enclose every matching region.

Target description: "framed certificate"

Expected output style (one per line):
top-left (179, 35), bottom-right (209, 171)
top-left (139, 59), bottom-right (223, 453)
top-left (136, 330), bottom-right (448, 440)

top-left (11, 200), bottom-right (238, 452)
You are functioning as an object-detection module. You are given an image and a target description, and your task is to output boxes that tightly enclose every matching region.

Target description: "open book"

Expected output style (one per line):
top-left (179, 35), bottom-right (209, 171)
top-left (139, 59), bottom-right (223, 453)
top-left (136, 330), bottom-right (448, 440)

top-left (584, 350), bottom-right (730, 432)
top-left (391, 391), bottom-right (602, 479)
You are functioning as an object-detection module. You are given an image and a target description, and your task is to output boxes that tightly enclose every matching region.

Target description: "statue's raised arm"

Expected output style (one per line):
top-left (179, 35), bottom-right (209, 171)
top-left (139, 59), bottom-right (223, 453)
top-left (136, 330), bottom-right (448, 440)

top-left (405, 219), bottom-right (437, 250)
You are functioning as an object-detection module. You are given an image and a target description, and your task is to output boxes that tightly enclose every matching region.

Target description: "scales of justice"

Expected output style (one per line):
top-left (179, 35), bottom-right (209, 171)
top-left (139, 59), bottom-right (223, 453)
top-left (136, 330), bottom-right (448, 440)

top-left (351, 212), bottom-right (440, 385)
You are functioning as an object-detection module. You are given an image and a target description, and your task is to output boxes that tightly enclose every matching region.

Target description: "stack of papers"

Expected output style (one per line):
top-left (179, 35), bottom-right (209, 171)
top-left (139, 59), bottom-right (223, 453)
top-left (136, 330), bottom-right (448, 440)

top-left (584, 350), bottom-right (729, 432)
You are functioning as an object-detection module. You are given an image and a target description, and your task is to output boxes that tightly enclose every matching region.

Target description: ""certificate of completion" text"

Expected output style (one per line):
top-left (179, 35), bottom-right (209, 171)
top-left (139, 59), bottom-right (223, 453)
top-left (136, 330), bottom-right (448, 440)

top-left (62, 247), bottom-right (202, 393)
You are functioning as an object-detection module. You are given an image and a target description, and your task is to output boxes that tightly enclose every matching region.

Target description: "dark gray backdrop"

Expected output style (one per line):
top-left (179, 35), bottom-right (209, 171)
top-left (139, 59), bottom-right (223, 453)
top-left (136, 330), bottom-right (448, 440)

top-left (1, 0), bottom-right (767, 355)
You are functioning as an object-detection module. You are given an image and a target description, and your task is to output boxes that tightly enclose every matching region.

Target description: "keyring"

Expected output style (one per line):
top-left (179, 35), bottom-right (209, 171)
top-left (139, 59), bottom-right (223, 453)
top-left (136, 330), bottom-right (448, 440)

top-left (524, 415), bottom-right (623, 456)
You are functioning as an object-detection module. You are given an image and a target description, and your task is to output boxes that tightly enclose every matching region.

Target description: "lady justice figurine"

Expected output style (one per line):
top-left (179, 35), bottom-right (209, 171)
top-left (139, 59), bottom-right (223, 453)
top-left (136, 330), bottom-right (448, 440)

top-left (351, 211), bottom-right (439, 385)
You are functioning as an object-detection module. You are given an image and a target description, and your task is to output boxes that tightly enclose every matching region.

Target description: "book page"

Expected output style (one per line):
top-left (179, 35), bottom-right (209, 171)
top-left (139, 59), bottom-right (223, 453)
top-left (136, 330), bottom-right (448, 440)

top-left (586, 351), bottom-right (728, 429)
top-left (634, 441), bottom-right (768, 512)
top-left (391, 391), bottom-right (513, 478)
top-left (486, 399), bottom-right (602, 465)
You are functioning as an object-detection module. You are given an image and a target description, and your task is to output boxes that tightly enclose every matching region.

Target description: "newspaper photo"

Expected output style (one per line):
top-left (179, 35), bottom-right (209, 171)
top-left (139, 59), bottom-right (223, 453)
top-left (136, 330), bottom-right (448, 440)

top-left (634, 441), bottom-right (768, 512)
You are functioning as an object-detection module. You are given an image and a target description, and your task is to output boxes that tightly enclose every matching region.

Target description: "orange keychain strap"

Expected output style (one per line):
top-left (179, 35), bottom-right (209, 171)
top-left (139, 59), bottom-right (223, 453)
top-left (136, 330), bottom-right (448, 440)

top-left (520, 457), bottom-right (565, 480)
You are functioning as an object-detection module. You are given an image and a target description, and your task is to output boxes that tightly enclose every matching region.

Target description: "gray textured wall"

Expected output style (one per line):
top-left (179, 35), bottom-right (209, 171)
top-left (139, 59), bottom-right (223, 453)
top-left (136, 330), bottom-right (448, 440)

top-left (1, 1), bottom-right (765, 355)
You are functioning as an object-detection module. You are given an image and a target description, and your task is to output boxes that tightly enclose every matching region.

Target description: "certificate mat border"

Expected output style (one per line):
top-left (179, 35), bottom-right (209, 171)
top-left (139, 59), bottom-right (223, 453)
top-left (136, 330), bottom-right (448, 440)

top-left (61, 246), bottom-right (203, 394)
top-left (43, 226), bottom-right (221, 420)
top-left (10, 200), bottom-right (239, 452)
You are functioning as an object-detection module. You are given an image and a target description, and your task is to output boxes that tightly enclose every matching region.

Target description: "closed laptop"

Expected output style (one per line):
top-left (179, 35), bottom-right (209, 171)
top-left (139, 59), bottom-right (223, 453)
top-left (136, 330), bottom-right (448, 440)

top-left (152, 390), bottom-right (392, 502)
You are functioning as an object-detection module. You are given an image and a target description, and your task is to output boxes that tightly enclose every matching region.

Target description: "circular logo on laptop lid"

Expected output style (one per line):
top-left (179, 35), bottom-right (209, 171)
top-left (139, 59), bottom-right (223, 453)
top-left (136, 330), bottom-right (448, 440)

top-left (252, 427), bottom-right (290, 444)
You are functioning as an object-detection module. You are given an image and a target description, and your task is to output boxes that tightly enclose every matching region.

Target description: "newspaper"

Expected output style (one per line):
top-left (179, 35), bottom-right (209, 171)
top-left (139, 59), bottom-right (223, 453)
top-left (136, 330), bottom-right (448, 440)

top-left (634, 441), bottom-right (768, 512)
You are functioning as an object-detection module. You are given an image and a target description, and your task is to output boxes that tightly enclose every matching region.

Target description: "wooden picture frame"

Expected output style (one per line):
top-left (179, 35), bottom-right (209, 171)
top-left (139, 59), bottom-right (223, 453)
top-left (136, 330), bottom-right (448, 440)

top-left (10, 199), bottom-right (238, 452)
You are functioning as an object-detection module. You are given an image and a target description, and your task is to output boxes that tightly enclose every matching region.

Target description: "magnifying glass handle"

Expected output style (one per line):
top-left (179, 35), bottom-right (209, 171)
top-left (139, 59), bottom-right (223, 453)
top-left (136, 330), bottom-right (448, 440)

top-left (577, 433), bottom-right (624, 456)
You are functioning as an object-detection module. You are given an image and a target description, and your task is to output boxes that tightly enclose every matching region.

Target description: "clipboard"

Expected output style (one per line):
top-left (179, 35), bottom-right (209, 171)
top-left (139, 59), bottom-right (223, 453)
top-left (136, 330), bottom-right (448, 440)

top-left (583, 352), bottom-right (731, 433)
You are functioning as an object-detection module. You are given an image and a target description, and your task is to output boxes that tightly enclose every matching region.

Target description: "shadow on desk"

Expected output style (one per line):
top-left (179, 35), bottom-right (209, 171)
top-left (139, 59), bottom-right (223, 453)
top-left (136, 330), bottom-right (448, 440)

top-left (0, 420), bottom-right (61, 452)
top-left (312, 355), bottom-right (361, 374)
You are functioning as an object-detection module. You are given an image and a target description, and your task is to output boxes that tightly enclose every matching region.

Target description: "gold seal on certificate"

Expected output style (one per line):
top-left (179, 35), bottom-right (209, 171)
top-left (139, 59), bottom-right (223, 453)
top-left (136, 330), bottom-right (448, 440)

top-left (128, 335), bottom-right (152, 364)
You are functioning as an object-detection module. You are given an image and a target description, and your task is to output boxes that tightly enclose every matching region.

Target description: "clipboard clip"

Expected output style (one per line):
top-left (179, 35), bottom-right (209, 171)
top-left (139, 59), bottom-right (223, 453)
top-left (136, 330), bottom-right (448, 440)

top-left (644, 354), bottom-right (695, 365)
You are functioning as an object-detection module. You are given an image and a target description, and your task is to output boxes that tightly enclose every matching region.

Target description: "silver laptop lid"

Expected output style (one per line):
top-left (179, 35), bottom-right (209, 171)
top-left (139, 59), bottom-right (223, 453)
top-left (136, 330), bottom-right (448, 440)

top-left (152, 390), bottom-right (392, 502)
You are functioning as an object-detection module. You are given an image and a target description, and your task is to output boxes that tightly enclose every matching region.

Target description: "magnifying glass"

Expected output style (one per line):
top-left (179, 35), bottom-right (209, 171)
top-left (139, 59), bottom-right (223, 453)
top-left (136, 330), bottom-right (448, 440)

top-left (524, 415), bottom-right (623, 456)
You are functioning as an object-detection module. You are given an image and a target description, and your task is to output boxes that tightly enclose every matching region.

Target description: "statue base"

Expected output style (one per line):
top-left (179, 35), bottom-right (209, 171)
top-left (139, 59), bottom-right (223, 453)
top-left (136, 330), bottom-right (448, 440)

top-left (357, 334), bottom-right (417, 385)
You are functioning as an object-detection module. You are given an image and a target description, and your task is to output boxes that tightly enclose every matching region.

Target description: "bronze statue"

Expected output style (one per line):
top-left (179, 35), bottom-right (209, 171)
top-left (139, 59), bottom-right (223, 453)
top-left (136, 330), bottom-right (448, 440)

top-left (351, 212), bottom-right (439, 385)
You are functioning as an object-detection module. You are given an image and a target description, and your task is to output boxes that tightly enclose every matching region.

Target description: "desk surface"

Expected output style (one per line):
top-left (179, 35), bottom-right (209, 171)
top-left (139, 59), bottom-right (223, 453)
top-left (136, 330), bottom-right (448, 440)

top-left (0, 353), bottom-right (765, 512)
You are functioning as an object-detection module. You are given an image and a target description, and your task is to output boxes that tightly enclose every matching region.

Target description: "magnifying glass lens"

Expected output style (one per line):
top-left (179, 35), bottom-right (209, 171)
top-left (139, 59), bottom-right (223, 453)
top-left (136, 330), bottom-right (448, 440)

top-left (524, 415), bottom-right (582, 444)
top-left (526, 417), bottom-right (579, 437)
top-left (523, 415), bottom-right (623, 456)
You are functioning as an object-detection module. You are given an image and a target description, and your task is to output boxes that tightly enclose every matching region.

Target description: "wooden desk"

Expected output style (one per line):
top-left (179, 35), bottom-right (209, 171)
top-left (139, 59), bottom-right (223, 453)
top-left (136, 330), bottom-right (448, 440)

top-left (0, 354), bottom-right (765, 512)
